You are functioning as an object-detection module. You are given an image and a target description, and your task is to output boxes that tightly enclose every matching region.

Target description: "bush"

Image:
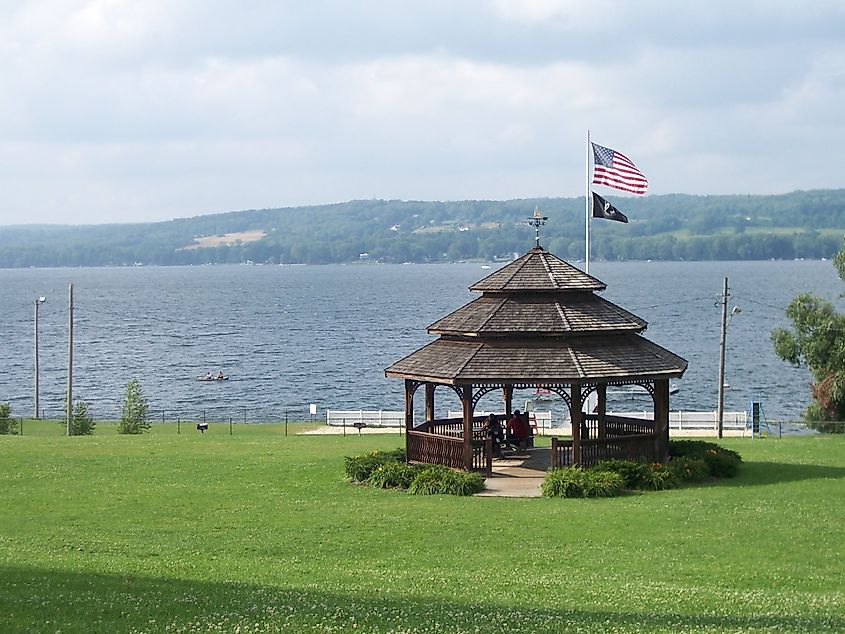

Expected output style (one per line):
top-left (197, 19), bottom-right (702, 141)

top-left (542, 467), bottom-right (584, 498)
top-left (593, 459), bottom-right (648, 488)
top-left (439, 468), bottom-right (485, 496)
top-left (636, 463), bottom-right (677, 490)
top-left (670, 440), bottom-right (741, 462)
top-left (670, 440), bottom-right (718, 457)
top-left (118, 379), bottom-right (150, 435)
top-left (69, 401), bottom-right (95, 436)
top-left (407, 465), bottom-right (485, 496)
top-left (703, 449), bottom-right (741, 478)
top-left (367, 461), bottom-right (420, 489)
top-left (407, 465), bottom-right (448, 495)
top-left (542, 467), bottom-right (624, 498)
top-left (669, 440), bottom-right (742, 478)
top-left (583, 469), bottom-right (626, 497)
top-left (344, 449), bottom-right (405, 483)
top-left (345, 451), bottom-right (481, 495)
top-left (0, 402), bottom-right (18, 435)
top-left (669, 456), bottom-right (710, 483)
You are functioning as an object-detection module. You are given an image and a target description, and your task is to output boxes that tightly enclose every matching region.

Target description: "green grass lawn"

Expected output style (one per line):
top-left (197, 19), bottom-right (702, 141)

top-left (1, 424), bottom-right (843, 633)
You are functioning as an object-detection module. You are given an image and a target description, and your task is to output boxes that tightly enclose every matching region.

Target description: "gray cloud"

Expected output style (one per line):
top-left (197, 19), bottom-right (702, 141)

top-left (1, 1), bottom-right (844, 225)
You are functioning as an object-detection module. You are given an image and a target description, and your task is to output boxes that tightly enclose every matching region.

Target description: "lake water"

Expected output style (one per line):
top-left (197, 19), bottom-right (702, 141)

top-left (1, 260), bottom-right (841, 423)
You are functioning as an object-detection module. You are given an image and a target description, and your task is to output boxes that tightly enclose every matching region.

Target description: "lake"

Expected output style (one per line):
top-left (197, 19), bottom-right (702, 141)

top-left (1, 259), bottom-right (840, 423)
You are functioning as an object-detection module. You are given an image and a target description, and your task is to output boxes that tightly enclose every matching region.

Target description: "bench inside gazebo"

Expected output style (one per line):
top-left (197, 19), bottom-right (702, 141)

top-left (385, 244), bottom-right (687, 477)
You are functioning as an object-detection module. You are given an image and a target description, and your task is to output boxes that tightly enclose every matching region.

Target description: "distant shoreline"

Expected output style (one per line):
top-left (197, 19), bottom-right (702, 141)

top-left (0, 256), bottom-right (834, 271)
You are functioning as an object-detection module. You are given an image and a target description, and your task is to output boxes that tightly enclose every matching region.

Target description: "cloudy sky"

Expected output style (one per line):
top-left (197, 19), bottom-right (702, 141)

top-left (1, 1), bottom-right (844, 226)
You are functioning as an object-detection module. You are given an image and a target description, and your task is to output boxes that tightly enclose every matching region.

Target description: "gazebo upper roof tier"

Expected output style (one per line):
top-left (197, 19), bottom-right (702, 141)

top-left (470, 246), bottom-right (606, 293)
top-left (384, 334), bottom-right (688, 384)
top-left (428, 292), bottom-right (647, 336)
top-left (385, 244), bottom-right (687, 387)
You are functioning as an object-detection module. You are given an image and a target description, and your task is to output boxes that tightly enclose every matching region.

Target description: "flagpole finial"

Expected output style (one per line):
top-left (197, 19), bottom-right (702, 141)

top-left (528, 206), bottom-right (548, 248)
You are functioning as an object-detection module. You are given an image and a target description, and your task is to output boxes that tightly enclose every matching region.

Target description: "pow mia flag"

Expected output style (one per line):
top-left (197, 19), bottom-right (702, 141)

top-left (591, 192), bottom-right (628, 223)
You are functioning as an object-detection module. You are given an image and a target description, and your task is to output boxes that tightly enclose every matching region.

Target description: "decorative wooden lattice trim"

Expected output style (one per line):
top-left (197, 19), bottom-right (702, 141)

top-left (406, 380), bottom-right (424, 399)
top-left (472, 385), bottom-right (499, 408)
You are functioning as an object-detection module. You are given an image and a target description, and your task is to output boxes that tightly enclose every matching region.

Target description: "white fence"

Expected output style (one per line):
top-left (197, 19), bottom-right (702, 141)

top-left (325, 409), bottom-right (554, 430)
top-left (609, 410), bottom-right (748, 431)
top-left (326, 410), bottom-right (405, 427)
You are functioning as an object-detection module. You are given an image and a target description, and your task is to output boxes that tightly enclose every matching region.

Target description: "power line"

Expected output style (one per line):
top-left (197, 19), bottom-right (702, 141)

top-left (630, 295), bottom-right (716, 312)
top-left (732, 295), bottom-right (788, 313)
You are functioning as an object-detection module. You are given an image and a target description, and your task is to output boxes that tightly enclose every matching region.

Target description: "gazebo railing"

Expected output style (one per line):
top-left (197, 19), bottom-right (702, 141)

top-left (579, 414), bottom-right (656, 439)
top-left (408, 417), bottom-right (491, 474)
top-left (551, 433), bottom-right (657, 467)
top-left (423, 416), bottom-right (488, 440)
top-left (407, 431), bottom-right (465, 470)
top-left (604, 415), bottom-right (655, 437)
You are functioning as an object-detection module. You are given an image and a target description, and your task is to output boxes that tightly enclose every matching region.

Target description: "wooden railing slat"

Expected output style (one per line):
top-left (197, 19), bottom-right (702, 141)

top-left (550, 432), bottom-right (657, 467)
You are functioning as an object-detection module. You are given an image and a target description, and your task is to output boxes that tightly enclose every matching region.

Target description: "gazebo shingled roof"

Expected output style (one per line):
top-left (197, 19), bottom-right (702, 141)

top-left (386, 334), bottom-right (687, 384)
top-left (387, 245), bottom-right (687, 383)
top-left (428, 293), bottom-right (647, 336)
top-left (469, 246), bottom-right (606, 293)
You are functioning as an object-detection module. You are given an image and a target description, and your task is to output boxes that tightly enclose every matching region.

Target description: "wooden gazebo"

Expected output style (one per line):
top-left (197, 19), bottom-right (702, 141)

top-left (384, 246), bottom-right (688, 475)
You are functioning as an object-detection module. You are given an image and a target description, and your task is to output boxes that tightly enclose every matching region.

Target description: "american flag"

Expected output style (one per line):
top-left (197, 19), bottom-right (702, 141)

top-left (591, 143), bottom-right (648, 195)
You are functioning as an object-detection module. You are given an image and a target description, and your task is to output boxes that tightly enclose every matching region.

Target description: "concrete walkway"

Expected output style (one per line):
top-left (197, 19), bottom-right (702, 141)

top-left (476, 448), bottom-right (551, 498)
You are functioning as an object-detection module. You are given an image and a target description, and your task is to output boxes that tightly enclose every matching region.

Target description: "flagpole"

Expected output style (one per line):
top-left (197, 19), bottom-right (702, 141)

top-left (585, 129), bottom-right (591, 274)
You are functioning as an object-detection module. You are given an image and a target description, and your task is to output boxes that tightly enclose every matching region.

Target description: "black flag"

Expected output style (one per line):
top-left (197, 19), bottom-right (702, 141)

top-left (592, 192), bottom-right (628, 223)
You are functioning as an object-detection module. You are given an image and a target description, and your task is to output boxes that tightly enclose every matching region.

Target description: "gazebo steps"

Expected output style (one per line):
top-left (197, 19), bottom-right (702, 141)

top-left (476, 475), bottom-right (544, 498)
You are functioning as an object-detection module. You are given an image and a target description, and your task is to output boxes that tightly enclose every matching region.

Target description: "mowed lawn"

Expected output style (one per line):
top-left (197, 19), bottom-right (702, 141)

top-left (1, 423), bottom-right (843, 633)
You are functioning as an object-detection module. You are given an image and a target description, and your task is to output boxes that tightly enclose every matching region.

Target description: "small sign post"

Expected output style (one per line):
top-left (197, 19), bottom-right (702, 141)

top-left (309, 403), bottom-right (317, 425)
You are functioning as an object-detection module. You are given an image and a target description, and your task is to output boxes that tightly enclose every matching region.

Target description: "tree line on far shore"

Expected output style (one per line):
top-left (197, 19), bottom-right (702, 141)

top-left (1, 189), bottom-right (845, 267)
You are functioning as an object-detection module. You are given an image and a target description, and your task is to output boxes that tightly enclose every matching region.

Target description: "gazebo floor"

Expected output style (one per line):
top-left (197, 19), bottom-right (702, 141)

top-left (493, 447), bottom-right (551, 473)
top-left (475, 448), bottom-right (550, 498)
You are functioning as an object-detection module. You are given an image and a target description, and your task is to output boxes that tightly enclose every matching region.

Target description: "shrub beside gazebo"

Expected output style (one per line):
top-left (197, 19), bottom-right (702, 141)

top-left (385, 246), bottom-right (688, 476)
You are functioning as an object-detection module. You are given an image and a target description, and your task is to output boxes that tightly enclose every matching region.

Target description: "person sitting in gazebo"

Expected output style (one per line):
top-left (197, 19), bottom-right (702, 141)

top-left (506, 409), bottom-right (531, 452)
top-left (482, 413), bottom-right (504, 458)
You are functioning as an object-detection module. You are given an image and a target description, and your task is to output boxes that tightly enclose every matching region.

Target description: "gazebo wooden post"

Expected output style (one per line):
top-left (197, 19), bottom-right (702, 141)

top-left (461, 384), bottom-right (474, 470)
top-left (404, 380), bottom-right (414, 431)
top-left (503, 384), bottom-right (513, 416)
top-left (424, 383), bottom-right (435, 423)
top-left (653, 378), bottom-right (670, 462)
top-left (570, 383), bottom-right (582, 466)
top-left (404, 379), bottom-right (414, 462)
top-left (597, 384), bottom-right (607, 438)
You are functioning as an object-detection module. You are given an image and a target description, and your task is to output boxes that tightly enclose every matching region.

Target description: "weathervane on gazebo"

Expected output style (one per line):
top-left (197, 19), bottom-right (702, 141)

top-left (528, 207), bottom-right (548, 247)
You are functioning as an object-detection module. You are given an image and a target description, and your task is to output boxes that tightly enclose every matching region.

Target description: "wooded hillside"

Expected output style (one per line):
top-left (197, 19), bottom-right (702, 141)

top-left (1, 190), bottom-right (843, 267)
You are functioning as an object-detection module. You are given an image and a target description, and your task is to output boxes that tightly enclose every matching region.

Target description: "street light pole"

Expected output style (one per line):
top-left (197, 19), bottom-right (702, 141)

top-left (717, 277), bottom-right (728, 439)
top-left (66, 283), bottom-right (73, 436)
top-left (717, 279), bottom-right (742, 439)
top-left (34, 296), bottom-right (46, 419)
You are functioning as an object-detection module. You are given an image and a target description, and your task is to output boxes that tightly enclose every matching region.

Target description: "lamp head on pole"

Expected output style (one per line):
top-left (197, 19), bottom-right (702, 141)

top-left (37, 296), bottom-right (46, 304)
top-left (728, 305), bottom-right (742, 327)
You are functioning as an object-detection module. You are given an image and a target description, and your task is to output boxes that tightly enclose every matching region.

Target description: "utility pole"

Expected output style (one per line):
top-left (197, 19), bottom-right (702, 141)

top-left (717, 277), bottom-right (728, 439)
top-left (34, 296), bottom-right (46, 419)
top-left (66, 283), bottom-right (73, 436)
